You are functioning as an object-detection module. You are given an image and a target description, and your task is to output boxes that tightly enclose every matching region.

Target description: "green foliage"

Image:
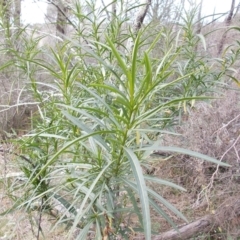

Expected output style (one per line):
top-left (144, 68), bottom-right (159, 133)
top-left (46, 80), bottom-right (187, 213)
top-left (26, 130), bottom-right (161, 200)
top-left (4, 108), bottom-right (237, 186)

top-left (0, 2), bottom-right (236, 239)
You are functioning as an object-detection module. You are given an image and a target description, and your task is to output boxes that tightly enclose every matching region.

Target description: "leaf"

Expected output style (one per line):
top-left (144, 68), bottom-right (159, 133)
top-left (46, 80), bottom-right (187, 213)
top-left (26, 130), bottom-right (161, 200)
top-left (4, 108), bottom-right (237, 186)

top-left (197, 34), bottom-right (207, 51)
top-left (228, 75), bottom-right (240, 88)
top-left (146, 30), bottom-right (163, 54)
top-left (126, 187), bottom-right (143, 228)
top-left (57, 103), bottom-right (111, 127)
top-left (70, 162), bottom-right (112, 235)
top-left (62, 110), bottom-right (111, 151)
top-left (149, 198), bottom-right (178, 231)
top-left (130, 34), bottom-right (141, 101)
top-left (106, 36), bottom-right (130, 79)
top-left (25, 133), bottom-right (67, 139)
top-left (29, 131), bottom-right (111, 185)
top-left (53, 194), bottom-right (77, 215)
top-left (91, 83), bottom-right (127, 100)
top-left (76, 219), bottom-right (95, 240)
top-left (125, 179), bottom-right (187, 223)
top-left (95, 219), bottom-right (103, 240)
top-left (124, 148), bottom-right (151, 240)
top-left (135, 96), bottom-right (215, 126)
top-left (75, 82), bottom-right (120, 127)
top-left (144, 175), bottom-right (186, 191)
top-left (137, 146), bottom-right (231, 167)
top-left (147, 187), bottom-right (188, 222)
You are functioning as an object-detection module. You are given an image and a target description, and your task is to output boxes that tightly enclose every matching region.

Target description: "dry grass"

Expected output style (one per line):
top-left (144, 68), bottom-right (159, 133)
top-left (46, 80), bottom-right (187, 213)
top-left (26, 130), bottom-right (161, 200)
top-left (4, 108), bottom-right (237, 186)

top-left (149, 86), bottom-right (240, 238)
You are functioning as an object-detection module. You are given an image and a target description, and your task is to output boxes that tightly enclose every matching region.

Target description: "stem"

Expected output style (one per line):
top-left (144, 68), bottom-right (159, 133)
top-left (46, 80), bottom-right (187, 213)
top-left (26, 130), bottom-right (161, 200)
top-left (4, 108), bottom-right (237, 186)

top-left (36, 197), bottom-right (44, 240)
top-left (114, 108), bottom-right (136, 176)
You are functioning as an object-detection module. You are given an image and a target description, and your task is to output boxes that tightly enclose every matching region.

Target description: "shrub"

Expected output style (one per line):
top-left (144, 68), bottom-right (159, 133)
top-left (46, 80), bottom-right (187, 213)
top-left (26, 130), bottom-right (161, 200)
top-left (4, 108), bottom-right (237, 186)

top-left (1, 2), bottom-right (234, 239)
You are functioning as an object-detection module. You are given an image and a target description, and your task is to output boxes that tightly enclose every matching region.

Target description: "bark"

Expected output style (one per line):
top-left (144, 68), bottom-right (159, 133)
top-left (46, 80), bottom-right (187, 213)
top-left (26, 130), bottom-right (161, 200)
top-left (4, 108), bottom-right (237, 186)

top-left (126, 0), bottom-right (151, 52)
top-left (111, 1), bottom-right (117, 22)
top-left (14, 0), bottom-right (21, 27)
top-left (225, 0), bottom-right (236, 24)
top-left (218, 0), bottom-right (235, 55)
top-left (132, 0), bottom-right (151, 34)
top-left (152, 215), bottom-right (214, 240)
top-left (47, 0), bottom-right (77, 37)
top-left (56, 0), bottom-right (68, 37)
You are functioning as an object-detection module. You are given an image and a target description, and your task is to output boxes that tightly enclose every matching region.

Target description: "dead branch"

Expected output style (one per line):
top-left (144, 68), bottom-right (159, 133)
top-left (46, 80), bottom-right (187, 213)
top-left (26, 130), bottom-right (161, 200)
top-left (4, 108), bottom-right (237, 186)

top-left (152, 215), bottom-right (214, 240)
top-left (134, 197), bottom-right (240, 240)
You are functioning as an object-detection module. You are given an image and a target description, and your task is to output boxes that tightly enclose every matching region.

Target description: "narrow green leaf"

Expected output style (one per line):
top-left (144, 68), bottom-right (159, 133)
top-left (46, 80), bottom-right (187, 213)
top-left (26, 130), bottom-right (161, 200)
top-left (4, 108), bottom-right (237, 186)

top-left (75, 82), bottom-right (120, 127)
top-left (135, 96), bottom-right (214, 125)
top-left (114, 95), bottom-right (132, 109)
top-left (125, 187), bottom-right (143, 228)
top-left (62, 110), bottom-right (111, 151)
top-left (146, 30), bottom-right (163, 54)
top-left (0, 60), bottom-right (14, 71)
top-left (30, 131), bottom-right (111, 185)
top-left (70, 162), bottom-right (112, 234)
top-left (91, 83), bottom-right (127, 99)
top-left (197, 34), bottom-right (207, 51)
top-left (143, 52), bottom-right (152, 86)
top-left (53, 163), bottom-right (92, 170)
top-left (155, 47), bottom-right (173, 76)
top-left (131, 34), bottom-right (141, 100)
top-left (106, 36), bottom-right (130, 79)
top-left (58, 104), bottom-right (106, 128)
top-left (105, 186), bottom-right (114, 212)
top-left (137, 146), bottom-right (231, 167)
top-left (74, 185), bottom-right (106, 213)
top-left (76, 219), bottom-right (95, 240)
top-left (95, 219), bottom-right (102, 240)
top-left (134, 128), bottom-right (181, 135)
top-left (53, 194), bottom-right (77, 215)
top-left (144, 175), bottom-right (186, 191)
top-left (228, 75), bottom-right (240, 87)
top-left (125, 179), bottom-right (187, 223)
top-left (25, 133), bottom-right (67, 139)
top-left (149, 198), bottom-right (178, 231)
top-left (147, 187), bottom-right (188, 222)
top-left (124, 148), bottom-right (151, 240)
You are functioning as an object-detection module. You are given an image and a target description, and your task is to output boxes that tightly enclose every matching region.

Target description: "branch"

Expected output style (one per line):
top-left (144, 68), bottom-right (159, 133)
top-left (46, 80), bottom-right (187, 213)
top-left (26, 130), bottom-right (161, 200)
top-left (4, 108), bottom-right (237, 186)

top-left (152, 215), bottom-right (214, 240)
top-left (133, 196), bottom-right (240, 239)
